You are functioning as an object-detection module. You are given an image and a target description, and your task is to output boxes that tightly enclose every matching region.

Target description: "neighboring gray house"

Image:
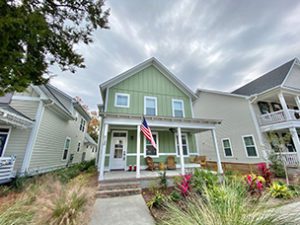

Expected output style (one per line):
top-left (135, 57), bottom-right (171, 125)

top-left (83, 133), bottom-right (97, 162)
top-left (194, 58), bottom-right (300, 172)
top-left (0, 84), bottom-right (91, 182)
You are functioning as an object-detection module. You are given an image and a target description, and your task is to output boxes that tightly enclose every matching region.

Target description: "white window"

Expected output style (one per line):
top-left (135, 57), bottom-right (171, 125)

top-left (144, 132), bottom-right (159, 157)
top-left (62, 137), bottom-right (71, 160)
top-left (77, 142), bottom-right (81, 152)
top-left (172, 99), bottom-right (185, 118)
top-left (242, 135), bottom-right (258, 157)
top-left (144, 96), bottom-right (157, 116)
top-left (175, 133), bottom-right (189, 156)
top-left (222, 138), bottom-right (233, 157)
top-left (115, 93), bottom-right (130, 108)
top-left (0, 128), bottom-right (10, 157)
top-left (79, 118), bottom-right (85, 132)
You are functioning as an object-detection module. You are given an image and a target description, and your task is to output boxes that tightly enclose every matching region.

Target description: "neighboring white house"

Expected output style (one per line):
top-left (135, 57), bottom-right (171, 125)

top-left (0, 84), bottom-right (91, 182)
top-left (194, 58), bottom-right (300, 172)
top-left (83, 133), bottom-right (97, 162)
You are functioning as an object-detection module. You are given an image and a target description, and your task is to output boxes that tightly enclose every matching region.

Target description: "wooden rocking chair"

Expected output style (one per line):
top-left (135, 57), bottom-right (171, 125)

top-left (166, 156), bottom-right (176, 170)
top-left (145, 156), bottom-right (158, 171)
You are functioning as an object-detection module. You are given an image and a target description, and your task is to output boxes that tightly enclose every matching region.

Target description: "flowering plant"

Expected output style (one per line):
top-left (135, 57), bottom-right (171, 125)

top-left (257, 163), bottom-right (272, 186)
top-left (245, 173), bottom-right (265, 196)
top-left (178, 174), bottom-right (192, 197)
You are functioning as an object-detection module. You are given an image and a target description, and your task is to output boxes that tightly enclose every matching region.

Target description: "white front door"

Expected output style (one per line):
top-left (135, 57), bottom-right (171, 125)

top-left (110, 132), bottom-right (127, 170)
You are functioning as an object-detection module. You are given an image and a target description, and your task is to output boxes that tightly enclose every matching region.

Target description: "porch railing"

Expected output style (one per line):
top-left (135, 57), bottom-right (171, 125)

top-left (0, 156), bottom-right (16, 183)
top-left (258, 109), bottom-right (300, 126)
top-left (276, 152), bottom-right (299, 167)
top-left (258, 110), bottom-right (286, 126)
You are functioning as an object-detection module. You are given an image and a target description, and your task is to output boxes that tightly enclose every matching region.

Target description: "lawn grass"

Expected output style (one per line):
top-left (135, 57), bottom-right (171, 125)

top-left (0, 160), bottom-right (98, 225)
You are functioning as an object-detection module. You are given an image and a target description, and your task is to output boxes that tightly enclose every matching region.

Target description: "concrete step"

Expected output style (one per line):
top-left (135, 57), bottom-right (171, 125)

top-left (99, 181), bottom-right (140, 191)
top-left (96, 187), bottom-right (142, 198)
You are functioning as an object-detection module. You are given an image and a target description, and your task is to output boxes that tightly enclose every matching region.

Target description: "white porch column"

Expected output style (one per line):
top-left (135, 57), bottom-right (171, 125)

top-left (99, 123), bottom-right (109, 181)
top-left (278, 93), bottom-right (291, 120)
top-left (136, 125), bottom-right (141, 178)
top-left (177, 127), bottom-right (185, 175)
top-left (289, 127), bottom-right (300, 163)
top-left (211, 129), bottom-right (223, 174)
top-left (295, 96), bottom-right (300, 110)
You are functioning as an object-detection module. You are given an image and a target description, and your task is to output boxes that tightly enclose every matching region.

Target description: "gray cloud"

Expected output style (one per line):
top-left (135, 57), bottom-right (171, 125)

top-left (49, 0), bottom-right (300, 111)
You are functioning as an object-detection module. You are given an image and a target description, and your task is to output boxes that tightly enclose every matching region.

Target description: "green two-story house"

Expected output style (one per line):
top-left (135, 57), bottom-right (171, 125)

top-left (97, 57), bottom-right (223, 180)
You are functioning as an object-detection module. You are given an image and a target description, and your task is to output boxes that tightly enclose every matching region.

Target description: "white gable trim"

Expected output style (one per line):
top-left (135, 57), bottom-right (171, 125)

top-left (100, 57), bottom-right (197, 101)
top-left (281, 58), bottom-right (298, 88)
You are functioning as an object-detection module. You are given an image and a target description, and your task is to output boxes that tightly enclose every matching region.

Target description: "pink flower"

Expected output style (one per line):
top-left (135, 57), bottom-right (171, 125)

top-left (256, 181), bottom-right (263, 191)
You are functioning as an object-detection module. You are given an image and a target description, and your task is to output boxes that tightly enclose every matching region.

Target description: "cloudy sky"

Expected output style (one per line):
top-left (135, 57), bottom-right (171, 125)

top-left (50, 0), bottom-right (300, 111)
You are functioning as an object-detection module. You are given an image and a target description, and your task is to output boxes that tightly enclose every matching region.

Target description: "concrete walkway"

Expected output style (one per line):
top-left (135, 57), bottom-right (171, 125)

top-left (89, 194), bottom-right (155, 225)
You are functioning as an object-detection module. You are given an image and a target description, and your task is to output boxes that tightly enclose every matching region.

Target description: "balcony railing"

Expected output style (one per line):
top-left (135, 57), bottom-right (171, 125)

top-left (276, 152), bottom-right (299, 167)
top-left (258, 109), bottom-right (300, 126)
top-left (0, 156), bottom-right (16, 184)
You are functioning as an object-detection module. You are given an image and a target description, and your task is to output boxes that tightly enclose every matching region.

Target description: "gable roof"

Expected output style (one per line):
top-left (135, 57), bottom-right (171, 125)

top-left (100, 57), bottom-right (197, 101)
top-left (232, 58), bottom-right (297, 96)
top-left (84, 133), bottom-right (97, 146)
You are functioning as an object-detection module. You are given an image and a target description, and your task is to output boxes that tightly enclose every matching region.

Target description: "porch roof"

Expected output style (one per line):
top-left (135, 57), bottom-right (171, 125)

top-left (0, 104), bottom-right (34, 128)
top-left (100, 112), bottom-right (221, 131)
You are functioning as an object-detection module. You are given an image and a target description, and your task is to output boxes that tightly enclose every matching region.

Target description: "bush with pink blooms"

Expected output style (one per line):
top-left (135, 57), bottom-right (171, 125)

top-left (245, 173), bottom-right (265, 197)
top-left (178, 174), bottom-right (192, 197)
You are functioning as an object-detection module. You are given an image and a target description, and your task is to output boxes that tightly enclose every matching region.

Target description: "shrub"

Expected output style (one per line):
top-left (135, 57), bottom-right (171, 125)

top-left (11, 175), bottom-right (31, 191)
top-left (288, 185), bottom-right (300, 197)
top-left (147, 191), bottom-right (164, 209)
top-left (269, 181), bottom-right (292, 199)
top-left (159, 181), bottom-right (300, 225)
top-left (159, 171), bottom-right (168, 189)
top-left (257, 163), bottom-right (272, 186)
top-left (178, 174), bottom-right (192, 197)
top-left (191, 169), bottom-right (218, 194)
top-left (169, 190), bottom-right (182, 202)
top-left (245, 174), bottom-right (265, 196)
top-left (269, 153), bottom-right (286, 178)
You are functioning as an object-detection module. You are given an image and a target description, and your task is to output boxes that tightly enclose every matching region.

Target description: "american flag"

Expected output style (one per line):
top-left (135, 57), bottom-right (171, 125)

top-left (140, 117), bottom-right (157, 149)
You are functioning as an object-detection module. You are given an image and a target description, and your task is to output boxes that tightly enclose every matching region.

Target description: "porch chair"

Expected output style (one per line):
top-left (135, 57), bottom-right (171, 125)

top-left (166, 156), bottom-right (176, 170)
top-left (194, 155), bottom-right (207, 169)
top-left (145, 156), bottom-right (158, 171)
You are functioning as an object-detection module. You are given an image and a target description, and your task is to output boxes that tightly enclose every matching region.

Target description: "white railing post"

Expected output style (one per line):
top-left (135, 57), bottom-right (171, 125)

top-left (278, 93), bottom-right (291, 120)
top-left (177, 127), bottom-right (185, 175)
top-left (289, 127), bottom-right (300, 164)
top-left (136, 125), bottom-right (141, 178)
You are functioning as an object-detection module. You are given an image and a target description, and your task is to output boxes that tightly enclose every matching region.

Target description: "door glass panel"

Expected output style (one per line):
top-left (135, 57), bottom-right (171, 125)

top-left (0, 133), bottom-right (8, 156)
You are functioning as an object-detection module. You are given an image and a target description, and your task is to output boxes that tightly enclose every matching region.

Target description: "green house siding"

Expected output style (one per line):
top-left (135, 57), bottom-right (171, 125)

top-left (106, 66), bottom-right (192, 118)
top-left (104, 129), bottom-right (197, 168)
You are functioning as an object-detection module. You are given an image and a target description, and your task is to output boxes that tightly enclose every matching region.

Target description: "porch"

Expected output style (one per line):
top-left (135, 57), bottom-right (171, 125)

top-left (0, 156), bottom-right (16, 184)
top-left (98, 113), bottom-right (223, 181)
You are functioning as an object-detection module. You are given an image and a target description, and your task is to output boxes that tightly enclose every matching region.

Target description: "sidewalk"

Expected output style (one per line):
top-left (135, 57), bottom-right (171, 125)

top-left (89, 194), bottom-right (155, 225)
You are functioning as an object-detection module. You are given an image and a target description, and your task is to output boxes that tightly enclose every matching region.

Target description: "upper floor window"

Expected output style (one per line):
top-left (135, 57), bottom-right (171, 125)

top-left (242, 135), bottom-right (258, 157)
top-left (115, 93), bottom-right (130, 108)
top-left (222, 138), bottom-right (233, 157)
top-left (175, 133), bottom-right (189, 156)
top-left (77, 142), bottom-right (81, 152)
top-left (144, 132), bottom-right (159, 157)
top-left (62, 137), bottom-right (71, 160)
top-left (172, 99), bottom-right (185, 118)
top-left (144, 96), bottom-right (157, 116)
top-left (79, 118), bottom-right (85, 132)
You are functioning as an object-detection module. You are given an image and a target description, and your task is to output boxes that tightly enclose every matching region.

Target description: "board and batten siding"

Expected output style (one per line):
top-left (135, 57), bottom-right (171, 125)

top-left (29, 107), bottom-right (86, 171)
top-left (106, 65), bottom-right (192, 118)
top-left (283, 63), bottom-right (300, 90)
top-left (193, 92), bottom-right (264, 164)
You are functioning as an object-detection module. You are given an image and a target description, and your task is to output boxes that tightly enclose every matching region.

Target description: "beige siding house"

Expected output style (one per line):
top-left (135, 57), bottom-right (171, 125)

top-left (194, 58), bottom-right (300, 172)
top-left (0, 84), bottom-right (91, 182)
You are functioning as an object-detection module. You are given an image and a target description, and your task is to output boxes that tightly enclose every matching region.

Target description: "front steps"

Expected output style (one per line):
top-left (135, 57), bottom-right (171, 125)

top-left (96, 180), bottom-right (142, 198)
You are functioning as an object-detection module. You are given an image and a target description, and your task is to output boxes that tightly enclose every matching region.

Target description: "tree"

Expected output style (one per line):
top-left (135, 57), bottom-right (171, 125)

top-left (87, 113), bottom-right (100, 142)
top-left (0, 0), bottom-right (109, 95)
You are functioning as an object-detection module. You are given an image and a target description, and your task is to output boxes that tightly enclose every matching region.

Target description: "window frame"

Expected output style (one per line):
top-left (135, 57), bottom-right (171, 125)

top-left (62, 137), bottom-right (71, 161)
top-left (77, 142), bottom-right (81, 152)
top-left (242, 135), bottom-right (259, 158)
top-left (172, 99), bottom-right (185, 118)
top-left (0, 126), bottom-right (11, 157)
top-left (144, 132), bottom-right (159, 158)
top-left (144, 96), bottom-right (158, 116)
top-left (114, 93), bottom-right (130, 108)
top-left (221, 138), bottom-right (234, 158)
top-left (79, 118), bottom-right (85, 132)
top-left (175, 133), bottom-right (189, 157)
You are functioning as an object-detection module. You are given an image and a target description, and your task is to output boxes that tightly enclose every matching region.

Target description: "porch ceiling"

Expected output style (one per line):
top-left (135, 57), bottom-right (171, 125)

top-left (0, 108), bottom-right (34, 129)
top-left (100, 112), bottom-right (221, 132)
